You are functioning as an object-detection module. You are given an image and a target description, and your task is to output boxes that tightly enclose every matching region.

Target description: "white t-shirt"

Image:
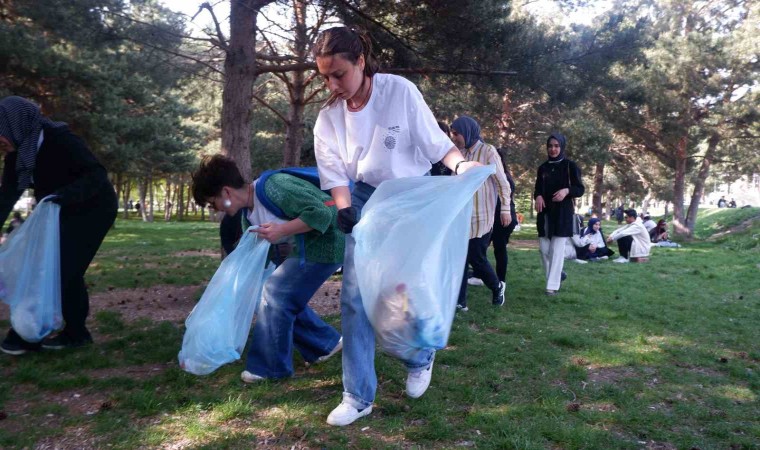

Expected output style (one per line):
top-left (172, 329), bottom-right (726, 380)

top-left (314, 73), bottom-right (455, 190)
top-left (246, 180), bottom-right (292, 245)
top-left (643, 219), bottom-right (656, 232)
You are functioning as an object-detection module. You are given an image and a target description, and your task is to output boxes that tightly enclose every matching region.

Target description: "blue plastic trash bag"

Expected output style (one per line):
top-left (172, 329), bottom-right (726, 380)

top-left (0, 196), bottom-right (63, 342)
top-left (354, 165), bottom-right (496, 360)
top-left (179, 227), bottom-right (274, 375)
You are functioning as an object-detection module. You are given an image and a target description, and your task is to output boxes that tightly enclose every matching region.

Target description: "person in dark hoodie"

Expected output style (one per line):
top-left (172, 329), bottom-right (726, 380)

top-left (533, 133), bottom-right (584, 295)
top-left (0, 97), bottom-right (117, 355)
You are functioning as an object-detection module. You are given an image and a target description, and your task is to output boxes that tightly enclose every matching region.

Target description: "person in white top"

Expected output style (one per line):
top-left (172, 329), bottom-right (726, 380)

top-left (313, 27), bottom-right (480, 427)
top-left (607, 209), bottom-right (652, 262)
top-left (642, 214), bottom-right (656, 232)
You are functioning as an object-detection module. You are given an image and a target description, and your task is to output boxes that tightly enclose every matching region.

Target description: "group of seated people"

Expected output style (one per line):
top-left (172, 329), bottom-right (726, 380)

top-left (565, 208), bottom-right (679, 264)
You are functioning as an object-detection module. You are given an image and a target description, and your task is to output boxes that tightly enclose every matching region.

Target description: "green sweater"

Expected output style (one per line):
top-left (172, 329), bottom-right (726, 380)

top-left (263, 173), bottom-right (345, 264)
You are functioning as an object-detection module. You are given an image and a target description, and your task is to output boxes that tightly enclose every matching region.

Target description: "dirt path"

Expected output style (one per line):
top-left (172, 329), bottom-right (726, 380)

top-left (0, 280), bottom-right (343, 325)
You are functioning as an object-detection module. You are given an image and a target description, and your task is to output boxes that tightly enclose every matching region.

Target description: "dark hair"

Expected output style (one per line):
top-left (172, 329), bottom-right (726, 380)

top-left (313, 26), bottom-right (380, 107)
top-left (12, 212), bottom-right (22, 220)
top-left (191, 155), bottom-right (246, 206)
top-left (624, 208), bottom-right (637, 218)
top-left (437, 121), bottom-right (450, 135)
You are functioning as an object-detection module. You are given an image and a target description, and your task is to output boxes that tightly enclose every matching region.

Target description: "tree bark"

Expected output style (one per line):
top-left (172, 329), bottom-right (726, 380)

top-left (177, 176), bottom-right (185, 221)
top-left (672, 136), bottom-right (688, 236)
top-left (281, 0), bottom-right (308, 166)
top-left (221, 0), bottom-right (275, 180)
top-left (138, 177), bottom-right (149, 222)
top-left (592, 162), bottom-right (604, 216)
top-left (685, 133), bottom-right (720, 235)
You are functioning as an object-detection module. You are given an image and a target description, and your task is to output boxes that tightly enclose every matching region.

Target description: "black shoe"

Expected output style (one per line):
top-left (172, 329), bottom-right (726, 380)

top-left (1, 329), bottom-right (41, 356)
top-left (492, 281), bottom-right (506, 306)
top-left (41, 330), bottom-right (93, 350)
top-left (561, 271), bottom-right (567, 282)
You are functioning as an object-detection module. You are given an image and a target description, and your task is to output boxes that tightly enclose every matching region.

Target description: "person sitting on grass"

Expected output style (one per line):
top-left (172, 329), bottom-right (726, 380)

top-left (577, 218), bottom-right (614, 261)
top-left (607, 209), bottom-right (651, 263)
top-left (191, 155), bottom-right (344, 384)
top-left (650, 219), bottom-right (669, 243)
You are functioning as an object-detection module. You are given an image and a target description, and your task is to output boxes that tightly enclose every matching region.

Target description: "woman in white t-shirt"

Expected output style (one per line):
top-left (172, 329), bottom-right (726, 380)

top-left (313, 27), bottom-right (479, 426)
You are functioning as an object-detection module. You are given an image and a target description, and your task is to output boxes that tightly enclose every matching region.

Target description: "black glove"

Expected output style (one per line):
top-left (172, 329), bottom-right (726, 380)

top-left (337, 206), bottom-right (359, 234)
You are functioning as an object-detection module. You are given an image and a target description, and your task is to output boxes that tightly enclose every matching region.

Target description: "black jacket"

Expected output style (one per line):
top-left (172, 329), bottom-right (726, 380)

top-left (533, 159), bottom-right (584, 238)
top-left (0, 126), bottom-right (113, 226)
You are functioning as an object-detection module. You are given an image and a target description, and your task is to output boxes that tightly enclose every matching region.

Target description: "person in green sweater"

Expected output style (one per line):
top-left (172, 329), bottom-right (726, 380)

top-left (191, 155), bottom-right (344, 382)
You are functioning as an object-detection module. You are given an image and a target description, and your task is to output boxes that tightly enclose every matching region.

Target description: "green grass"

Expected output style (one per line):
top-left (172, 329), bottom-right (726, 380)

top-left (86, 217), bottom-right (220, 292)
top-left (0, 211), bottom-right (758, 448)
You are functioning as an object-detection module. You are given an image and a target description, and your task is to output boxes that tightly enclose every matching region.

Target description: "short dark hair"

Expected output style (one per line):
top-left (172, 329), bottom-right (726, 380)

top-left (437, 121), bottom-right (450, 135)
top-left (624, 209), bottom-right (637, 218)
top-left (191, 155), bottom-right (246, 206)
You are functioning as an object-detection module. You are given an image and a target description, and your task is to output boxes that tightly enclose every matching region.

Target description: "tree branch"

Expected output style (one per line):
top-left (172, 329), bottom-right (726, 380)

top-left (198, 2), bottom-right (229, 51)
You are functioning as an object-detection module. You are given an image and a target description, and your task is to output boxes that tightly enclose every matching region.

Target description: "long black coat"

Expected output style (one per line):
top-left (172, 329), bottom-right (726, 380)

top-left (533, 159), bottom-right (584, 238)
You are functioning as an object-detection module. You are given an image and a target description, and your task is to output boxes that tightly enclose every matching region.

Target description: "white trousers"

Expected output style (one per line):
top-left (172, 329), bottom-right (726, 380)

top-left (539, 237), bottom-right (568, 291)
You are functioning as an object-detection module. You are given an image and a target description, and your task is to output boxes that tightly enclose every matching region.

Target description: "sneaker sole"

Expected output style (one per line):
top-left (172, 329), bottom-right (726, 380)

top-left (326, 405), bottom-right (373, 426)
top-left (0, 347), bottom-right (27, 356)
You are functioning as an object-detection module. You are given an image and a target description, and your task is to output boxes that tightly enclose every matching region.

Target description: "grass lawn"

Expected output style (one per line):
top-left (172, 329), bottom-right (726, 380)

top-left (0, 210), bottom-right (758, 449)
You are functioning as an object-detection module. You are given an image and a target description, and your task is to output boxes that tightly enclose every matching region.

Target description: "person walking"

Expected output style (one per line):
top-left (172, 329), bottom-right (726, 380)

top-left (533, 133), bottom-right (584, 296)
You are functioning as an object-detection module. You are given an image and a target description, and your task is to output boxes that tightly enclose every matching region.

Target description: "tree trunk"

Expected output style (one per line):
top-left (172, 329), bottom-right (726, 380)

top-left (685, 133), bottom-right (720, 235)
top-left (672, 136), bottom-right (689, 236)
top-left (164, 178), bottom-right (173, 222)
top-left (281, 0), bottom-right (308, 167)
top-left (138, 177), bottom-right (149, 222)
top-left (148, 174), bottom-right (155, 223)
top-left (592, 162), bottom-right (604, 216)
top-left (177, 176), bottom-right (185, 221)
top-left (114, 173), bottom-right (123, 218)
top-left (221, 0), bottom-right (274, 180)
top-left (122, 177), bottom-right (131, 220)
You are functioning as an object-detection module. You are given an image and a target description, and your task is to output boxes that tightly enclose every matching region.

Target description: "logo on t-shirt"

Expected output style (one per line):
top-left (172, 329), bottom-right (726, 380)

top-left (384, 126), bottom-right (401, 150)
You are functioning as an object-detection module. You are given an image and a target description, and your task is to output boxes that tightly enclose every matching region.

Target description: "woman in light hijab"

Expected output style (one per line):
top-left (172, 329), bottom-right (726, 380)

top-left (577, 217), bottom-right (614, 260)
top-left (533, 133), bottom-right (584, 295)
top-left (0, 96), bottom-right (117, 355)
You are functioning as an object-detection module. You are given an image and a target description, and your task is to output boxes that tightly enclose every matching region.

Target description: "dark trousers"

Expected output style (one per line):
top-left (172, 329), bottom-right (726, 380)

top-left (58, 193), bottom-right (117, 338)
top-left (458, 232), bottom-right (499, 307)
top-left (617, 236), bottom-right (633, 259)
top-left (490, 201), bottom-right (517, 283)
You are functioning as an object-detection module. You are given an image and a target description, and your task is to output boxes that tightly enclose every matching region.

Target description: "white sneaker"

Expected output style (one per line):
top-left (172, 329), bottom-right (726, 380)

top-left (613, 256), bottom-right (629, 263)
top-left (307, 337), bottom-right (343, 367)
top-left (574, 259), bottom-right (588, 264)
top-left (467, 277), bottom-right (484, 286)
top-left (406, 360), bottom-right (434, 399)
top-left (326, 401), bottom-right (372, 426)
top-left (600, 256), bottom-right (609, 260)
top-left (240, 370), bottom-right (265, 383)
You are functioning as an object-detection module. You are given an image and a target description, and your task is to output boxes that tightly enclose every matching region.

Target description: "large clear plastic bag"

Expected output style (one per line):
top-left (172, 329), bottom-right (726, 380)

top-left (354, 166), bottom-right (495, 360)
top-left (0, 197), bottom-right (63, 342)
top-left (179, 228), bottom-right (274, 375)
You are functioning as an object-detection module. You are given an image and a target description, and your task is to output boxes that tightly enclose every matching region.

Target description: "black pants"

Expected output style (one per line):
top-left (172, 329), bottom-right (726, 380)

top-left (58, 192), bottom-right (117, 338)
top-left (616, 236), bottom-right (633, 259)
top-left (458, 232), bottom-right (499, 307)
top-left (490, 200), bottom-right (517, 283)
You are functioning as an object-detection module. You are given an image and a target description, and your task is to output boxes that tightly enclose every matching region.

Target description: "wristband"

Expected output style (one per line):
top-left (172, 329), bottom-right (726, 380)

top-left (455, 160), bottom-right (466, 175)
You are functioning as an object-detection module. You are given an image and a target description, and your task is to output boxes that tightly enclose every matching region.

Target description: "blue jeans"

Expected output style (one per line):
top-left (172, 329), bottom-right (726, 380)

top-left (341, 182), bottom-right (435, 410)
top-left (245, 258), bottom-right (341, 378)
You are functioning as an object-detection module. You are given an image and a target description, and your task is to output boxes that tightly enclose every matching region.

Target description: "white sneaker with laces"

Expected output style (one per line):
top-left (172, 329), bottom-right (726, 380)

top-left (326, 401), bottom-right (372, 426)
top-left (307, 337), bottom-right (343, 367)
top-left (240, 370), bottom-right (265, 383)
top-left (574, 259), bottom-right (588, 264)
top-left (406, 360), bottom-right (434, 399)
top-left (613, 256), bottom-right (629, 263)
top-left (467, 277), bottom-right (484, 286)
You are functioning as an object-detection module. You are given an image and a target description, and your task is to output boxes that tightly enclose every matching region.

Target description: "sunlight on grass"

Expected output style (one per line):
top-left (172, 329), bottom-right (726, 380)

top-left (712, 385), bottom-right (756, 402)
